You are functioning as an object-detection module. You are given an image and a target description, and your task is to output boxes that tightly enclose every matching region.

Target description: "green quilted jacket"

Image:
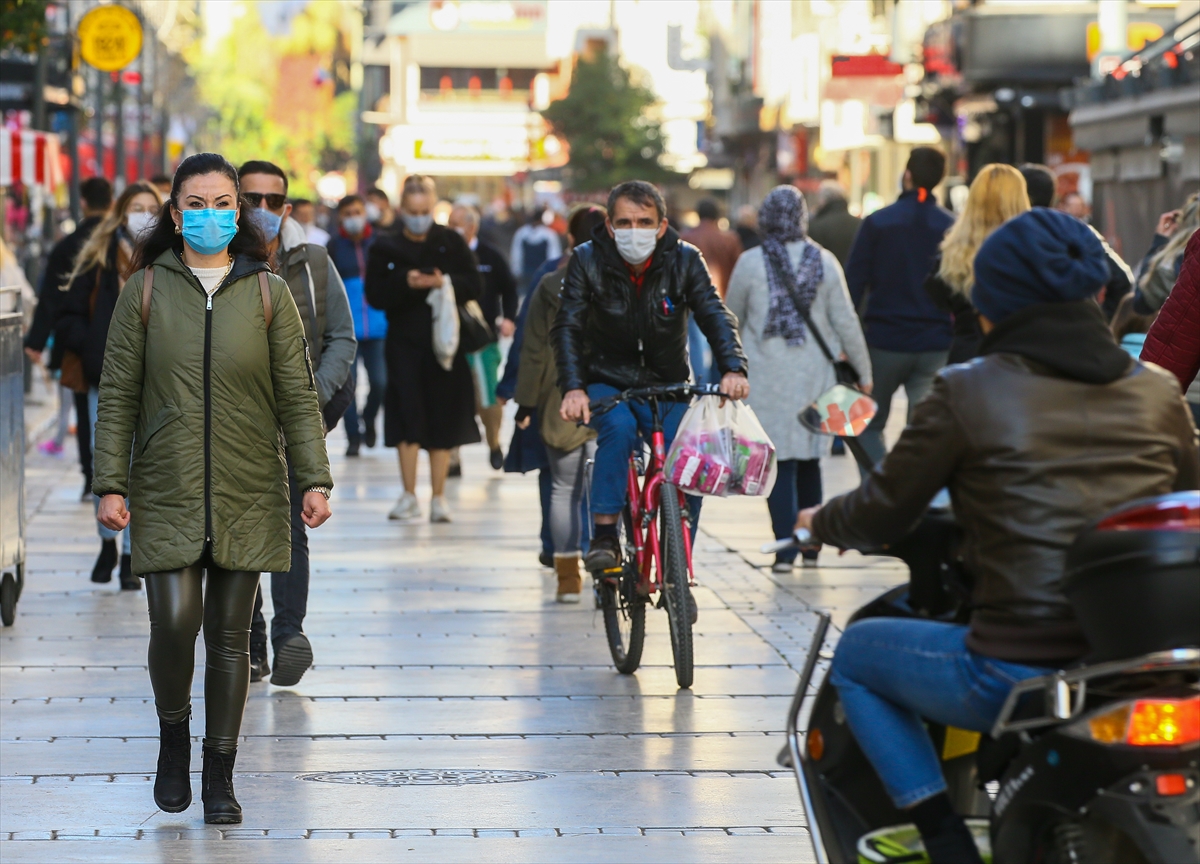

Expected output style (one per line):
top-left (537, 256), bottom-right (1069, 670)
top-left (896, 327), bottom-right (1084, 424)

top-left (93, 249), bottom-right (332, 575)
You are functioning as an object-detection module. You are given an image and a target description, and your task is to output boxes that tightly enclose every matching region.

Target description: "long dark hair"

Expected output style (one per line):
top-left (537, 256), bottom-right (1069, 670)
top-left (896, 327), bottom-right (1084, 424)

top-left (131, 152), bottom-right (271, 272)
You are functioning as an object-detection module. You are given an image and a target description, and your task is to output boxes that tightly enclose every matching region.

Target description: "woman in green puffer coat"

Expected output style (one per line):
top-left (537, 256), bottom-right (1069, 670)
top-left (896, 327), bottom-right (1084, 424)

top-left (93, 153), bottom-right (332, 825)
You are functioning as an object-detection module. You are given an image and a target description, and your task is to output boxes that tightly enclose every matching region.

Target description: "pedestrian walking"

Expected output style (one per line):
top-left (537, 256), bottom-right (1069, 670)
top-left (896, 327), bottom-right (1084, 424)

top-left (24, 177), bottom-right (112, 498)
top-left (448, 203), bottom-right (518, 470)
top-left (725, 186), bottom-right (871, 571)
top-left (807, 180), bottom-right (862, 271)
top-left (366, 174), bottom-right (482, 524)
top-left (238, 160), bottom-right (356, 686)
top-left (57, 180), bottom-right (163, 589)
top-left (515, 206), bottom-right (606, 601)
top-left (734, 204), bottom-right (760, 251)
top-left (328, 194), bottom-right (387, 457)
top-left (480, 197), bottom-right (520, 267)
top-left (682, 199), bottom-right (743, 296)
top-left (93, 152), bottom-right (332, 824)
top-left (923, 164), bottom-right (1030, 363)
top-left (1141, 230), bottom-right (1200, 427)
top-left (1020, 163), bottom-right (1133, 320)
top-left (1133, 193), bottom-right (1199, 314)
top-left (844, 147), bottom-right (954, 467)
top-left (290, 198), bottom-right (330, 246)
top-left (511, 208), bottom-right (562, 295)
top-left (366, 187), bottom-right (396, 233)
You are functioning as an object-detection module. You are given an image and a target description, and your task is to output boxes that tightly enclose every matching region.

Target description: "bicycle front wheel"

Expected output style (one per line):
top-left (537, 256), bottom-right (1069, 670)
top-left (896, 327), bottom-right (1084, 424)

top-left (660, 484), bottom-right (694, 689)
top-left (599, 506), bottom-right (646, 674)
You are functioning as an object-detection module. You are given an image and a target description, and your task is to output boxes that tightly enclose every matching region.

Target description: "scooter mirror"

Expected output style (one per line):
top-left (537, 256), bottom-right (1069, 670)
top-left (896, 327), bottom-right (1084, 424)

top-left (798, 385), bottom-right (878, 438)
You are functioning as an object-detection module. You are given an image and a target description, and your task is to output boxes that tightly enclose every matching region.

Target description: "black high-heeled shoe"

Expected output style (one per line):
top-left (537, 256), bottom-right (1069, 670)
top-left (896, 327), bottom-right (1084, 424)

top-left (154, 716), bottom-right (192, 813)
top-left (91, 539), bottom-right (117, 583)
top-left (201, 745), bottom-right (243, 824)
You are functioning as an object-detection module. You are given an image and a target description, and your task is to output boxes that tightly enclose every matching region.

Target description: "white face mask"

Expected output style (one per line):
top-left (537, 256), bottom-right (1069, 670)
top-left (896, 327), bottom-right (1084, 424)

top-left (365, 202), bottom-right (382, 223)
top-left (613, 228), bottom-right (659, 265)
top-left (126, 211), bottom-right (156, 238)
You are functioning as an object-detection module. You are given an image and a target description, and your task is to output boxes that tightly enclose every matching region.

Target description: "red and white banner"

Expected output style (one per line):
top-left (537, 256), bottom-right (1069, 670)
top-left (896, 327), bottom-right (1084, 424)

top-left (0, 130), bottom-right (64, 189)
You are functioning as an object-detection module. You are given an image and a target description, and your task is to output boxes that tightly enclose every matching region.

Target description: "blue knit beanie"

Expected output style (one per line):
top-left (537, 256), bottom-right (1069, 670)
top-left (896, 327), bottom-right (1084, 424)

top-left (972, 208), bottom-right (1110, 323)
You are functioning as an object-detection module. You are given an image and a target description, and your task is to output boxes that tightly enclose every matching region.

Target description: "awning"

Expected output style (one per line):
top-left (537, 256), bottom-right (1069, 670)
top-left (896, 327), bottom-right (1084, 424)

top-left (0, 129), bottom-right (63, 189)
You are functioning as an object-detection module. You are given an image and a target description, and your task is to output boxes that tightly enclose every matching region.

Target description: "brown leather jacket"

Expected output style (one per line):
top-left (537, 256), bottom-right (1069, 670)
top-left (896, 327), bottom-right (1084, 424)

top-left (814, 302), bottom-right (1199, 664)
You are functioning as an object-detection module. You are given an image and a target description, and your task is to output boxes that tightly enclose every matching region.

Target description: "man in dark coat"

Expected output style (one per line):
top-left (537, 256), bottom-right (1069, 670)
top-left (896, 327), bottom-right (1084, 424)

top-left (807, 180), bottom-right (861, 271)
top-left (552, 180), bottom-right (748, 574)
top-left (24, 176), bottom-right (112, 497)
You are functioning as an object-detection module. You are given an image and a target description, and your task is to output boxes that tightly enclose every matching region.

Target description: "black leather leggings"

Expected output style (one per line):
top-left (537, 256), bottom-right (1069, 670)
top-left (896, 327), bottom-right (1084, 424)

top-left (145, 565), bottom-right (260, 751)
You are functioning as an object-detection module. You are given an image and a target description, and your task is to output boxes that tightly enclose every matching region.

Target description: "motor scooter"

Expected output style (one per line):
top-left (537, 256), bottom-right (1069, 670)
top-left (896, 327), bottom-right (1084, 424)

top-left (771, 393), bottom-right (1200, 863)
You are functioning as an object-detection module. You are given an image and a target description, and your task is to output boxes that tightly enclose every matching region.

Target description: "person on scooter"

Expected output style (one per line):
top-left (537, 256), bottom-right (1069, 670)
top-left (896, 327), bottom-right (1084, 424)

top-left (552, 180), bottom-right (749, 575)
top-left (796, 208), bottom-right (1199, 864)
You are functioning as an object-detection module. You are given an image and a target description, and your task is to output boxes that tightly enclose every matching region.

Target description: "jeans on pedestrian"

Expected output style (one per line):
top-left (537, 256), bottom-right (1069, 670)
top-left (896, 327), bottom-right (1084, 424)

top-left (546, 440), bottom-right (596, 556)
top-left (250, 460), bottom-right (308, 650)
top-left (538, 468), bottom-right (553, 558)
top-left (766, 459), bottom-right (822, 564)
top-left (87, 388), bottom-right (129, 555)
top-left (586, 383), bottom-right (701, 528)
top-left (687, 317), bottom-right (718, 385)
top-left (858, 347), bottom-right (948, 468)
top-left (343, 339), bottom-right (387, 446)
top-left (829, 617), bottom-right (1049, 808)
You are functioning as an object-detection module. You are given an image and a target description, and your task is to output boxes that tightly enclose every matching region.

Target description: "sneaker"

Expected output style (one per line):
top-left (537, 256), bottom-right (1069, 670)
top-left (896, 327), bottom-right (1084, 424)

top-left (39, 440), bottom-right (63, 456)
top-left (346, 440), bottom-right (360, 457)
top-left (271, 633), bottom-right (313, 687)
top-left (249, 644), bottom-right (270, 683)
top-left (771, 560), bottom-right (794, 574)
top-left (81, 474), bottom-right (93, 502)
top-left (800, 544), bottom-right (822, 568)
top-left (489, 448), bottom-right (504, 470)
top-left (363, 423), bottom-right (377, 449)
top-left (388, 492), bottom-right (422, 521)
top-left (584, 534), bottom-right (621, 574)
top-left (430, 496), bottom-right (452, 523)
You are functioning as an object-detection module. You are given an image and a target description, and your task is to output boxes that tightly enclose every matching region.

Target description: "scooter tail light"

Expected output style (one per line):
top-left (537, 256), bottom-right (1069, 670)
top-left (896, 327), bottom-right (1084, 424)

top-left (1070, 698), bottom-right (1200, 746)
top-left (1094, 496), bottom-right (1200, 532)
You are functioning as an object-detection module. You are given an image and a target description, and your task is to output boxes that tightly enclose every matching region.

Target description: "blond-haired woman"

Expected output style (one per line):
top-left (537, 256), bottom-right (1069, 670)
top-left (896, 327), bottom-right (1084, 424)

top-left (364, 175), bottom-right (482, 523)
top-left (57, 179), bottom-right (162, 588)
top-left (924, 164), bottom-right (1030, 362)
top-left (1134, 192), bottom-right (1199, 314)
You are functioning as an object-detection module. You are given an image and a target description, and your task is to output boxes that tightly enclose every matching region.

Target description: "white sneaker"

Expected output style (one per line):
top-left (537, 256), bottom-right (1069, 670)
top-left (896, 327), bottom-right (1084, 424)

top-left (430, 496), bottom-right (452, 523)
top-left (771, 560), bottom-right (794, 574)
top-left (388, 492), bottom-right (422, 521)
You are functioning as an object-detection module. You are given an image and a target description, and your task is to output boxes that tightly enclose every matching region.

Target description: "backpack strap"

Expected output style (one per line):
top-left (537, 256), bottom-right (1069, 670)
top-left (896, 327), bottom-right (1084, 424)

top-left (258, 270), bottom-right (273, 329)
top-left (140, 266), bottom-right (154, 329)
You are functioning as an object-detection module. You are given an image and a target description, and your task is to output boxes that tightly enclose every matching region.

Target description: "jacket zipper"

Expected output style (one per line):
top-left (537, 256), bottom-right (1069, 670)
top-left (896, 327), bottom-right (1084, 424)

top-left (204, 291), bottom-right (214, 547)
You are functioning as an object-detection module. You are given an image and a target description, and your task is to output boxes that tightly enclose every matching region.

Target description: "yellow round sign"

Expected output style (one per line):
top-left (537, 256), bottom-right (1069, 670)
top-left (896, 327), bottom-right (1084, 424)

top-left (78, 6), bottom-right (143, 72)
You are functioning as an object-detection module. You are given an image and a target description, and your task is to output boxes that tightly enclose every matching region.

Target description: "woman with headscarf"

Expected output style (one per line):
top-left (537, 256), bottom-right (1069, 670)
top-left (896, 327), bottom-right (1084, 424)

top-left (725, 186), bottom-right (872, 572)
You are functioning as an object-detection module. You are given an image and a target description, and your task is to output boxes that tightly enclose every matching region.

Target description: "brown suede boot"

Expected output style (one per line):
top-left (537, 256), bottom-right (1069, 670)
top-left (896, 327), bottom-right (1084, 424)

top-left (555, 556), bottom-right (582, 604)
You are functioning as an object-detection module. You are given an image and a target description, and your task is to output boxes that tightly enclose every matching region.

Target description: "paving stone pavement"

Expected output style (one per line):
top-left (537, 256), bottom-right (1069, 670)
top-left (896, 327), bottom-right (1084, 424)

top-left (2, 407), bottom-right (907, 863)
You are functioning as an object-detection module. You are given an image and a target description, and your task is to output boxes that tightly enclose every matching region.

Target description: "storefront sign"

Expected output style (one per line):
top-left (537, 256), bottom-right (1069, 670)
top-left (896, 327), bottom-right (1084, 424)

top-left (78, 5), bottom-right (143, 72)
top-left (414, 137), bottom-right (532, 161)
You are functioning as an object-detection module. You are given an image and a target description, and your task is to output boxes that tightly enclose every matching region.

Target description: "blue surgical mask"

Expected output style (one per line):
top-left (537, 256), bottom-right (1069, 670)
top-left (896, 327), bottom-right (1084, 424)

top-left (249, 207), bottom-right (282, 241)
top-left (181, 208), bottom-right (238, 256)
top-left (402, 213), bottom-right (433, 236)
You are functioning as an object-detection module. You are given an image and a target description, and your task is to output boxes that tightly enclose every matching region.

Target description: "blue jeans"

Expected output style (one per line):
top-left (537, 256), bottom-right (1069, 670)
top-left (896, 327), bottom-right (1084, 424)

top-left (250, 459), bottom-right (308, 649)
top-left (687, 317), bottom-right (718, 385)
top-left (586, 383), bottom-right (700, 527)
top-left (343, 339), bottom-right (387, 445)
top-left (829, 618), bottom-right (1049, 808)
top-left (88, 388), bottom-right (130, 555)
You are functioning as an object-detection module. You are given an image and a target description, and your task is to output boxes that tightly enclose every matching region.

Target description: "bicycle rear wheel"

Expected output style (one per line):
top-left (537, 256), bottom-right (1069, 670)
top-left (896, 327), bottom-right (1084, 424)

top-left (660, 484), bottom-right (694, 689)
top-left (598, 507), bottom-right (646, 674)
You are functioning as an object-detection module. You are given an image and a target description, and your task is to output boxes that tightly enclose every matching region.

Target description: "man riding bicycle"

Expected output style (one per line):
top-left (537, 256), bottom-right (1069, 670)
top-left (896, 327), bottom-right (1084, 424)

top-left (552, 181), bottom-right (749, 575)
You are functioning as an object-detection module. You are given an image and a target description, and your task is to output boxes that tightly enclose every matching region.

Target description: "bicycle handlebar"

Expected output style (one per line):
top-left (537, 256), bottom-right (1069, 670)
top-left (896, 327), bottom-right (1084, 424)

top-left (587, 382), bottom-right (723, 418)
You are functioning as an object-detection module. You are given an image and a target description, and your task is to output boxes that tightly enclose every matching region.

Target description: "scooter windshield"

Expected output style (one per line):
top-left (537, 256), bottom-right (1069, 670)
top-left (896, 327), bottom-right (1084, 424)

top-left (798, 384), bottom-right (878, 437)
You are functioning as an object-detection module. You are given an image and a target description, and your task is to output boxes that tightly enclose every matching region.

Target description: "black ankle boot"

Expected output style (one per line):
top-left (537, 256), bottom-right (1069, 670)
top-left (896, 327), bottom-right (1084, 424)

top-left (91, 539), bottom-right (117, 583)
top-left (153, 716), bottom-right (192, 813)
top-left (118, 554), bottom-right (139, 590)
top-left (201, 745), bottom-right (242, 824)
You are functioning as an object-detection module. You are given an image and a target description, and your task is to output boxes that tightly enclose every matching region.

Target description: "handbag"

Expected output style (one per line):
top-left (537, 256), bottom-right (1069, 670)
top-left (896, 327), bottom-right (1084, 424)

top-left (458, 298), bottom-right (494, 355)
top-left (59, 269), bottom-right (104, 394)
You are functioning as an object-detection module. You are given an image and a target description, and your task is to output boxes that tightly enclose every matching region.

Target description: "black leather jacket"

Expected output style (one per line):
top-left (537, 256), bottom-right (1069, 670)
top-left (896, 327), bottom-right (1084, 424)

top-left (552, 225), bottom-right (747, 392)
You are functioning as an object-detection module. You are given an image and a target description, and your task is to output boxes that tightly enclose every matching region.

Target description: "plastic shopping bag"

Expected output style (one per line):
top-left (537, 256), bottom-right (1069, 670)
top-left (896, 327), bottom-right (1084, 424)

top-left (664, 397), bottom-right (777, 498)
top-left (427, 275), bottom-right (459, 371)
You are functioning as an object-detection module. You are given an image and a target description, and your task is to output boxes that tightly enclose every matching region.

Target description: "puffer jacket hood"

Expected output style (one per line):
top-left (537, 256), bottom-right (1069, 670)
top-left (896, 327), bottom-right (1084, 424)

top-left (92, 248), bottom-right (331, 575)
top-left (551, 224), bottom-right (746, 392)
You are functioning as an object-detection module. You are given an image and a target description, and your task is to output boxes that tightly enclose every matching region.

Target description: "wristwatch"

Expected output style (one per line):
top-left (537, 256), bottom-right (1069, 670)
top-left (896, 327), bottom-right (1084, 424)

top-left (306, 486), bottom-right (331, 500)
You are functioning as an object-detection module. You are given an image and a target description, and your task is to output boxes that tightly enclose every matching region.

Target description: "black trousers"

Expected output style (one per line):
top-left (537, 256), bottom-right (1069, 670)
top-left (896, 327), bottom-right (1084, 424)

top-left (145, 562), bottom-right (260, 751)
top-left (250, 460), bottom-right (308, 650)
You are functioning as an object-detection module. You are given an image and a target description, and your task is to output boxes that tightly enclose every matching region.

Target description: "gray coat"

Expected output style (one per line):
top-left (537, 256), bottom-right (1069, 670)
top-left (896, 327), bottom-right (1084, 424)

top-left (725, 240), bottom-right (871, 461)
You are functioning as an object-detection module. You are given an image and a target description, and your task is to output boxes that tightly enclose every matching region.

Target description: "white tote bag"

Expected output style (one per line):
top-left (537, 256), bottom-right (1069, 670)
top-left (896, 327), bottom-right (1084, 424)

top-left (427, 275), bottom-right (459, 371)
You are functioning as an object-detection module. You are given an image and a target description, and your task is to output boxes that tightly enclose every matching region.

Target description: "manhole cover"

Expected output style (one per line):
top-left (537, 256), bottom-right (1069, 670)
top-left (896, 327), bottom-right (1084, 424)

top-left (299, 769), bottom-right (553, 787)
